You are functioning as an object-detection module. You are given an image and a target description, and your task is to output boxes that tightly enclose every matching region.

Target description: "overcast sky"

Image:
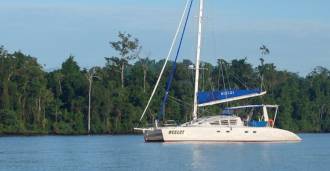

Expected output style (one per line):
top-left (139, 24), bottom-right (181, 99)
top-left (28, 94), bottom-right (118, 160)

top-left (0, 0), bottom-right (329, 75)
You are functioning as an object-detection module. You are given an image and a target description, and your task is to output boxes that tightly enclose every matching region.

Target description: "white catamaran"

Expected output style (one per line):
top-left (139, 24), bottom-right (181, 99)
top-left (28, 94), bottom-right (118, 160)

top-left (135, 0), bottom-right (301, 142)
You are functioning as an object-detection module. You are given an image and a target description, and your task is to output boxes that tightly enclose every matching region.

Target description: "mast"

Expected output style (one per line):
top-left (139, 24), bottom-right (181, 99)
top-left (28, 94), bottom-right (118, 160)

top-left (192, 0), bottom-right (204, 120)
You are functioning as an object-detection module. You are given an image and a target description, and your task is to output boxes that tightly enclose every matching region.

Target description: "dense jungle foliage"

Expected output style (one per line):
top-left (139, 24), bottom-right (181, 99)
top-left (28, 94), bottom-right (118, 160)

top-left (1, 34), bottom-right (330, 134)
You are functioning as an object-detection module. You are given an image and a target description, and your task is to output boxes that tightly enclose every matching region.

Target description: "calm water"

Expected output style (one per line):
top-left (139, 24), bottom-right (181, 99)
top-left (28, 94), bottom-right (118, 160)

top-left (0, 134), bottom-right (329, 171)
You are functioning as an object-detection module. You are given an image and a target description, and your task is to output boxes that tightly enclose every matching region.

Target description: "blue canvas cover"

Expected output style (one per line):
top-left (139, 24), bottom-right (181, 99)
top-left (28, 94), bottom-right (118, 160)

top-left (248, 120), bottom-right (268, 127)
top-left (198, 89), bottom-right (263, 106)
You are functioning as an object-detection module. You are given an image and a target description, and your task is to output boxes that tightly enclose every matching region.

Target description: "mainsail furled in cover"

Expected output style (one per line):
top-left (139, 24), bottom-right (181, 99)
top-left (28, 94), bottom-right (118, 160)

top-left (197, 89), bottom-right (266, 107)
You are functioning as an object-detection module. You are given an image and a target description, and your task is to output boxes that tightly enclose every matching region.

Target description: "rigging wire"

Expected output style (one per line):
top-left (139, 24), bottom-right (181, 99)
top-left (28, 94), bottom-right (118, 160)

top-left (219, 60), bottom-right (227, 91)
top-left (208, 0), bottom-right (220, 92)
top-left (168, 95), bottom-right (215, 116)
top-left (208, 65), bottom-right (215, 91)
top-left (207, 0), bottom-right (248, 92)
top-left (223, 60), bottom-right (232, 90)
top-left (138, 0), bottom-right (192, 122)
top-left (230, 72), bottom-right (250, 89)
top-left (220, 59), bottom-right (230, 107)
top-left (159, 0), bottom-right (194, 120)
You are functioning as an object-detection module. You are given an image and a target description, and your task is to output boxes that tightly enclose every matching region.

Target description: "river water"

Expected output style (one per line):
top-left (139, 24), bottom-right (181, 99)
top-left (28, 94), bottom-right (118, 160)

top-left (0, 134), bottom-right (329, 171)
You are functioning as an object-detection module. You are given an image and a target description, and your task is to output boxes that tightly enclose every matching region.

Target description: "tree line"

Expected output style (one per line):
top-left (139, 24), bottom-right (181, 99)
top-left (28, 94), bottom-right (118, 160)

top-left (1, 33), bottom-right (330, 134)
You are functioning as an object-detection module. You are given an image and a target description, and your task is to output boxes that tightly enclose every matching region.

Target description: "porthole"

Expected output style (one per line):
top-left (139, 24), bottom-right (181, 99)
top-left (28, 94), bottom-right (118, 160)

top-left (253, 131), bottom-right (257, 133)
top-left (216, 130), bottom-right (221, 133)
top-left (226, 130), bottom-right (230, 133)
top-left (244, 131), bottom-right (248, 133)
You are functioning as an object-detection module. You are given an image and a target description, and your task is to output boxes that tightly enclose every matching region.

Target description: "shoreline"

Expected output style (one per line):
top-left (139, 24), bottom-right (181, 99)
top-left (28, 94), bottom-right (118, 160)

top-left (0, 132), bottom-right (142, 137)
top-left (0, 132), bottom-right (328, 137)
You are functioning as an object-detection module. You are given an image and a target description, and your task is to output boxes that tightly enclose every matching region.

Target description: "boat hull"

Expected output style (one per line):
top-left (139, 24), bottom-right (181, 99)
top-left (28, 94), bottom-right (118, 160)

top-left (143, 128), bottom-right (164, 142)
top-left (143, 127), bottom-right (301, 142)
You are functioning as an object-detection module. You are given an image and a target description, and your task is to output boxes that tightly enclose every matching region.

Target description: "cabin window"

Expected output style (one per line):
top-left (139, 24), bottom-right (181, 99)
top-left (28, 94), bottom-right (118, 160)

top-left (244, 131), bottom-right (248, 133)
top-left (221, 120), bottom-right (229, 126)
top-left (230, 120), bottom-right (237, 125)
top-left (226, 130), bottom-right (230, 133)
top-left (253, 131), bottom-right (257, 133)
top-left (210, 121), bottom-right (220, 125)
top-left (216, 130), bottom-right (221, 133)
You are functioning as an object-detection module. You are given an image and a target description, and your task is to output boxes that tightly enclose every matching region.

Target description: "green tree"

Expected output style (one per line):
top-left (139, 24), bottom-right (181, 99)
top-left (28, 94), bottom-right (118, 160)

top-left (109, 32), bottom-right (140, 88)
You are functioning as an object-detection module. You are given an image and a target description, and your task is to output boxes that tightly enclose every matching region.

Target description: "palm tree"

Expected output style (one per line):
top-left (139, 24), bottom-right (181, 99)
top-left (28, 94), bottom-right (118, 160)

top-left (260, 44), bottom-right (270, 57)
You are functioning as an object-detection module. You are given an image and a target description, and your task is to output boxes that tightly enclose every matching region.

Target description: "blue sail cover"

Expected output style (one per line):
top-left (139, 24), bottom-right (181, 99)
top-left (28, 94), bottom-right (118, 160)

top-left (158, 0), bottom-right (194, 120)
top-left (198, 89), bottom-right (266, 107)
